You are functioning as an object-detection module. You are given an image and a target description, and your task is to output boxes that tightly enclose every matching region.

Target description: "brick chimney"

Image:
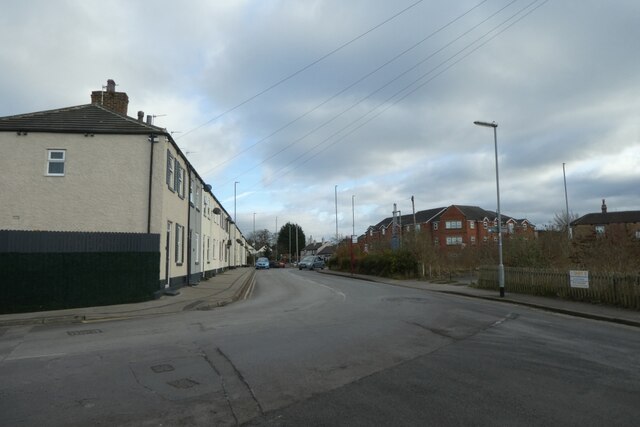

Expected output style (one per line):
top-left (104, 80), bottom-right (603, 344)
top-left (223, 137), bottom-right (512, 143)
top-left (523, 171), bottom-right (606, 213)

top-left (91, 79), bottom-right (129, 115)
top-left (601, 199), bottom-right (607, 214)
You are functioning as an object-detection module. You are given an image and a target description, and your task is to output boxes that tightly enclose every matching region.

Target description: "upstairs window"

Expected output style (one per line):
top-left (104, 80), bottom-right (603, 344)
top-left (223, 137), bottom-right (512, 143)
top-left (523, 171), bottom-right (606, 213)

top-left (433, 222), bottom-right (439, 231)
top-left (469, 221), bottom-right (475, 229)
top-left (46, 149), bottom-right (65, 176)
top-left (166, 151), bottom-right (174, 190)
top-left (445, 220), bottom-right (462, 229)
top-left (595, 225), bottom-right (605, 235)
top-left (174, 159), bottom-right (185, 198)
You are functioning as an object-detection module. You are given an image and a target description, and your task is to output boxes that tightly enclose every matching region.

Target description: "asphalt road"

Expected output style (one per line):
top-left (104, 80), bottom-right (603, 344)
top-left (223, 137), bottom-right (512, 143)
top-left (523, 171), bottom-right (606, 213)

top-left (1, 269), bottom-right (639, 426)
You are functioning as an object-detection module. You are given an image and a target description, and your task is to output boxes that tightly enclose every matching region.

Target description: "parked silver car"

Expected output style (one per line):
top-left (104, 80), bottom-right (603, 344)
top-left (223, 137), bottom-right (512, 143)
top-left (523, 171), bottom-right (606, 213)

top-left (298, 256), bottom-right (325, 270)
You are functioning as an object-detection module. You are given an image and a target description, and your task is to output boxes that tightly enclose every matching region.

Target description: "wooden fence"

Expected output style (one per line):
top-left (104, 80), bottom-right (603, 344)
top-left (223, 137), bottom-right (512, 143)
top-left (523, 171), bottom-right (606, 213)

top-left (478, 266), bottom-right (640, 310)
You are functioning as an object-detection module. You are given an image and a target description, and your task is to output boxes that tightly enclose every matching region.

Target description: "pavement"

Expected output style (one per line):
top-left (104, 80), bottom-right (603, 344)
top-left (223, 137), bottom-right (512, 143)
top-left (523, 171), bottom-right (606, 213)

top-left (0, 267), bottom-right (256, 327)
top-left (1, 266), bottom-right (639, 328)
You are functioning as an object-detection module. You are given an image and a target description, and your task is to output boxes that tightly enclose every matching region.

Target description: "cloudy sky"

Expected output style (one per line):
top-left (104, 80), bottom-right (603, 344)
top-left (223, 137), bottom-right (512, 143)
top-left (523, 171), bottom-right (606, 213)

top-left (2, 0), bottom-right (638, 242)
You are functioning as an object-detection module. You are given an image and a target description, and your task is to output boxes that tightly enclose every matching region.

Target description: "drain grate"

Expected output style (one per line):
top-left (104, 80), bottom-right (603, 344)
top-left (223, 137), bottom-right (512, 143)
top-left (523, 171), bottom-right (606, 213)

top-left (67, 329), bottom-right (103, 336)
top-left (151, 364), bottom-right (175, 373)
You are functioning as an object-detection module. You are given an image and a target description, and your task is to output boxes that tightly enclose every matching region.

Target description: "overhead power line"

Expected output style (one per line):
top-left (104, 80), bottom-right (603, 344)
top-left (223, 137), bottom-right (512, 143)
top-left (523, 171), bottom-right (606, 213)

top-left (217, 0), bottom-right (522, 185)
top-left (200, 0), bottom-right (491, 176)
top-left (250, 0), bottom-right (550, 189)
top-left (178, 0), bottom-right (426, 140)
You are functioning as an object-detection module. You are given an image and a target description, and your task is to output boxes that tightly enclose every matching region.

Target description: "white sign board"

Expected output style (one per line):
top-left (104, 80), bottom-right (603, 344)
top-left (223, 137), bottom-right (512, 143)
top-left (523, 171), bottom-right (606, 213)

top-left (570, 270), bottom-right (589, 289)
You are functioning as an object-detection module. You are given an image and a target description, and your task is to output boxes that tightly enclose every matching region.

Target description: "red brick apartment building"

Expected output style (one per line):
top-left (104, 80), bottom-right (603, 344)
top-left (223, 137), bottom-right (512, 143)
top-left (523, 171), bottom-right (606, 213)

top-left (363, 205), bottom-right (534, 250)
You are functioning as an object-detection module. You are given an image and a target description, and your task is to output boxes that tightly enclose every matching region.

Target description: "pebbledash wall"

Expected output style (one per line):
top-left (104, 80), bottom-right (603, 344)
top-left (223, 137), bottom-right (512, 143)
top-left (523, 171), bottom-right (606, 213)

top-left (0, 230), bottom-right (160, 314)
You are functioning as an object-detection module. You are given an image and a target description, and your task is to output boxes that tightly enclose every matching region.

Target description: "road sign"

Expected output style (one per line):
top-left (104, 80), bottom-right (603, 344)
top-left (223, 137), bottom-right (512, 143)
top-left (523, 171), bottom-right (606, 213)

top-left (569, 270), bottom-right (589, 288)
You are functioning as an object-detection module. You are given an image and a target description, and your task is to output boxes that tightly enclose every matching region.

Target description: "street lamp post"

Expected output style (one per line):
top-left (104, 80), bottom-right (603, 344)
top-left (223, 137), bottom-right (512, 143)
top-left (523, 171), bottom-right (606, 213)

top-left (474, 120), bottom-right (504, 297)
top-left (233, 181), bottom-right (238, 268)
top-left (351, 195), bottom-right (355, 276)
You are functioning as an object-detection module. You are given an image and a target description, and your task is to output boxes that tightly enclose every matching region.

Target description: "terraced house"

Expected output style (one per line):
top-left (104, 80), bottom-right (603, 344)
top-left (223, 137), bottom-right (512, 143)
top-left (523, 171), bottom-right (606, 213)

top-left (0, 80), bottom-right (248, 293)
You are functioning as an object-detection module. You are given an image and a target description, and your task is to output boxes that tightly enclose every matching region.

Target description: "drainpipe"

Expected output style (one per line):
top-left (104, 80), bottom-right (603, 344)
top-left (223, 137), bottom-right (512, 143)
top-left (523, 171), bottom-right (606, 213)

top-left (187, 169), bottom-right (192, 285)
top-left (147, 134), bottom-right (158, 233)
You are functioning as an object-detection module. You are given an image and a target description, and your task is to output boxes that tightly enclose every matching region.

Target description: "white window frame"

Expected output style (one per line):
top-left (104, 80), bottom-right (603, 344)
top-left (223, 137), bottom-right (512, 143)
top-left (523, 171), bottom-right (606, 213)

top-left (46, 149), bottom-right (66, 176)
top-left (166, 150), bottom-right (174, 190)
top-left (445, 220), bottom-right (462, 229)
top-left (433, 222), bottom-right (438, 231)
top-left (470, 236), bottom-right (476, 244)
top-left (175, 224), bottom-right (184, 265)
top-left (446, 236), bottom-right (463, 245)
top-left (469, 221), bottom-right (475, 229)
top-left (595, 225), bottom-right (605, 235)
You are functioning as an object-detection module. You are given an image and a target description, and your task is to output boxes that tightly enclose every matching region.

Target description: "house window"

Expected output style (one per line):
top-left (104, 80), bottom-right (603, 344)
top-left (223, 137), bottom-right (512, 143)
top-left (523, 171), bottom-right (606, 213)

top-left (595, 225), bottom-right (605, 235)
top-left (445, 220), bottom-right (462, 229)
top-left (523, 223), bottom-right (528, 230)
top-left (635, 230), bottom-right (640, 240)
top-left (446, 236), bottom-right (463, 245)
top-left (382, 228), bottom-right (386, 235)
top-left (434, 237), bottom-right (439, 245)
top-left (470, 236), bottom-right (476, 244)
top-left (483, 236), bottom-right (488, 243)
top-left (433, 222), bottom-right (438, 231)
top-left (415, 224), bottom-right (421, 232)
top-left (493, 236), bottom-right (498, 242)
top-left (46, 149), bottom-right (65, 176)
top-left (166, 151), bottom-right (174, 190)
top-left (189, 180), bottom-right (194, 204)
top-left (483, 220), bottom-right (488, 229)
top-left (175, 224), bottom-right (184, 265)
top-left (206, 236), bottom-right (211, 262)
top-left (508, 223), bottom-right (515, 234)
top-left (174, 160), bottom-right (185, 198)
top-left (469, 221), bottom-right (475, 229)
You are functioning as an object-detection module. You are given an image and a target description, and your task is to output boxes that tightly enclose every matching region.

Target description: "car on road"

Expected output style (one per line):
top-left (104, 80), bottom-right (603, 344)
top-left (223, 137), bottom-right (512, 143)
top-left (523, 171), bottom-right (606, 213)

top-left (298, 256), bottom-right (325, 270)
top-left (255, 257), bottom-right (270, 269)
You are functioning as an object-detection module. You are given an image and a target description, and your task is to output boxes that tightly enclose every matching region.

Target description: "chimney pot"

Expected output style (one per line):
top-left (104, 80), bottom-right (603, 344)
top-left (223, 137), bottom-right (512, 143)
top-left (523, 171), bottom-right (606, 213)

top-left (146, 115), bottom-right (153, 125)
top-left (107, 79), bottom-right (116, 93)
top-left (601, 199), bottom-right (607, 214)
top-left (138, 111), bottom-right (144, 122)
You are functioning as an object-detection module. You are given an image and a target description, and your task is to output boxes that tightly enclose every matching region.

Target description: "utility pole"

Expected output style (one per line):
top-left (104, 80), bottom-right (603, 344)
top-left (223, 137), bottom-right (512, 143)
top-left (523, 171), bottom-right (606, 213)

top-left (295, 225), bottom-right (299, 264)
top-left (563, 163), bottom-right (572, 240)
top-left (275, 216), bottom-right (278, 261)
top-left (351, 195), bottom-right (355, 276)
top-left (288, 224), bottom-right (291, 264)
top-left (411, 195), bottom-right (417, 233)
top-left (253, 212), bottom-right (256, 266)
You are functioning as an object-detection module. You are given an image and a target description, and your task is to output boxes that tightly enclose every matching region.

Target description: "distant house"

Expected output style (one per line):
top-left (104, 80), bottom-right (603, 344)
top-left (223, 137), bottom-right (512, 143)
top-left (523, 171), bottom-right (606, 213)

top-left (571, 199), bottom-right (640, 239)
top-left (0, 80), bottom-right (248, 290)
top-left (300, 242), bottom-right (323, 257)
top-left (316, 243), bottom-right (336, 260)
top-left (362, 204), bottom-right (534, 250)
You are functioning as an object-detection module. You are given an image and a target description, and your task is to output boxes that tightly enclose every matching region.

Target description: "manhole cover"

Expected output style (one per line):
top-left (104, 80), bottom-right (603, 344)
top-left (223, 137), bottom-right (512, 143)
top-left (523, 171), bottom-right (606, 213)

top-left (167, 378), bottom-right (199, 389)
top-left (151, 364), bottom-right (175, 373)
top-left (67, 329), bottom-right (103, 336)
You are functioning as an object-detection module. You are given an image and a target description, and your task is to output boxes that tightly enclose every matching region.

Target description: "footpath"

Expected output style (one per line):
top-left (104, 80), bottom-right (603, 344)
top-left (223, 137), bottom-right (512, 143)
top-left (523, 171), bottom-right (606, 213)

top-left (0, 267), bottom-right (255, 327)
top-left (317, 269), bottom-right (640, 328)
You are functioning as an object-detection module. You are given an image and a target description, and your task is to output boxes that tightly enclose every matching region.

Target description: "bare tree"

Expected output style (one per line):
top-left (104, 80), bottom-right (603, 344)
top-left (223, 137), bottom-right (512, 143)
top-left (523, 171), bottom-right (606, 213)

top-left (552, 210), bottom-right (580, 231)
